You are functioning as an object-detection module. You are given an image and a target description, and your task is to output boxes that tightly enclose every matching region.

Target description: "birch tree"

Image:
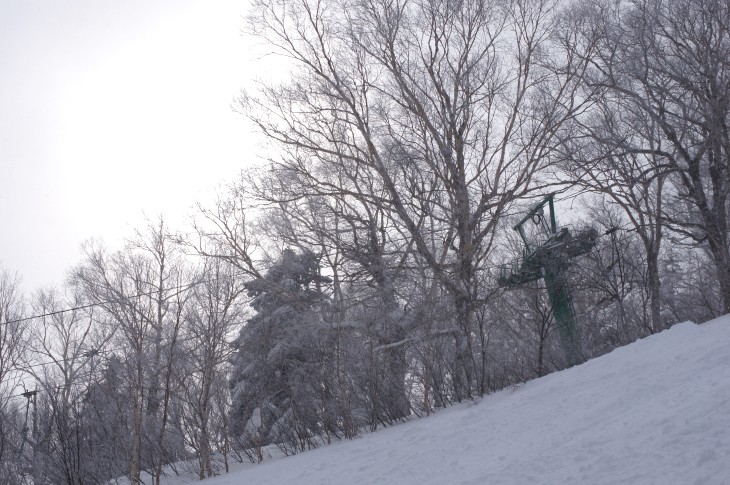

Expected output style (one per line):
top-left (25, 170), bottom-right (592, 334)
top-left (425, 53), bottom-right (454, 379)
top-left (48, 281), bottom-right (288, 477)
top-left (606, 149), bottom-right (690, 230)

top-left (242, 0), bottom-right (594, 398)
top-left (72, 220), bottom-right (189, 484)
top-left (25, 289), bottom-right (110, 484)
top-left (179, 259), bottom-right (244, 479)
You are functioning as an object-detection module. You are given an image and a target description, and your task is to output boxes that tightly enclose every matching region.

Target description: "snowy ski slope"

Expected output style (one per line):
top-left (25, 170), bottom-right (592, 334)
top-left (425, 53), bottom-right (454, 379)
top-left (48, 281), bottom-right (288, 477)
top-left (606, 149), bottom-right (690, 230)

top-left (168, 315), bottom-right (730, 484)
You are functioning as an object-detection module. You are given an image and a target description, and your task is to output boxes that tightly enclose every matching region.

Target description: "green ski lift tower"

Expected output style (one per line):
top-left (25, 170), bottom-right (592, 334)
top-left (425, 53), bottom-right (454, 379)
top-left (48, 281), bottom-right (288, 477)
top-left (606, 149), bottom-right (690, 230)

top-left (498, 194), bottom-right (598, 367)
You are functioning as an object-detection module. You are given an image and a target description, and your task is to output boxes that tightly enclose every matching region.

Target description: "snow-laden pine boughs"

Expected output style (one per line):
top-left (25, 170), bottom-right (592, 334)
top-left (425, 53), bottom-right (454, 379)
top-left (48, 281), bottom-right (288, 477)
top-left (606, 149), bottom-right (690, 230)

top-left (229, 249), bottom-right (331, 452)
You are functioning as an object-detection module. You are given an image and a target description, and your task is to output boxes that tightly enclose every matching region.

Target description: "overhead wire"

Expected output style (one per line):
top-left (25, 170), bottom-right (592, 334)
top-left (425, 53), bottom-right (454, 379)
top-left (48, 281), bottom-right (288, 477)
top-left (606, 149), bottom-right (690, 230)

top-left (1, 188), bottom-right (636, 330)
top-left (2, 192), bottom-right (634, 334)
top-left (0, 187), bottom-right (640, 383)
top-left (5, 330), bottom-right (235, 399)
top-left (2, 210), bottom-right (645, 397)
top-left (1, 270), bottom-right (253, 327)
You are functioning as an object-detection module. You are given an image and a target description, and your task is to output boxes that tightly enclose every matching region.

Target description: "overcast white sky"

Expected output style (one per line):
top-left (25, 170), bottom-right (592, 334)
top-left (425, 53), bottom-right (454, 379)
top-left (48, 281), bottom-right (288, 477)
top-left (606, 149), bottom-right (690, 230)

top-left (1, 0), bottom-right (264, 291)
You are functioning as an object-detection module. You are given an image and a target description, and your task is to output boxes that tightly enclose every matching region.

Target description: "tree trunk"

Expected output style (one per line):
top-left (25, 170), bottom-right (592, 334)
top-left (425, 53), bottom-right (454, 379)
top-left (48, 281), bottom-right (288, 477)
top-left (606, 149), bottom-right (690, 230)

top-left (453, 294), bottom-right (474, 400)
top-left (129, 366), bottom-right (143, 485)
top-left (646, 248), bottom-right (663, 333)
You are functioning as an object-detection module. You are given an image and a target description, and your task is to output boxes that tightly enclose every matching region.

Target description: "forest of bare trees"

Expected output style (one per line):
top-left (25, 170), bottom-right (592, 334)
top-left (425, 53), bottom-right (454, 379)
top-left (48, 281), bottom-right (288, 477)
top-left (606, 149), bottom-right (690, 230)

top-left (0, 0), bottom-right (727, 482)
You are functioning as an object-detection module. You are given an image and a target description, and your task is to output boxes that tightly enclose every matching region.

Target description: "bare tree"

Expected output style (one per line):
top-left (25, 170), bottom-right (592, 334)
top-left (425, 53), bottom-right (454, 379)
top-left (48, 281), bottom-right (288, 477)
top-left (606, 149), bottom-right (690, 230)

top-left (559, 87), bottom-right (669, 332)
top-left (0, 267), bottom-right (26, 482)
top-left (71, 219), bottom-right (190, 484)
top-left (242, 0), bottom-right (593, 398)
top-left (575, 0), bottom-right (730, 312)
top-left (179, 258), bottom-right (244, 480)
top-left (190, 190), bottom-right (263, 281)
top-left (24, 288), bottom-right (110, 484)
top-left (0, 268), bottom-right (25, 400)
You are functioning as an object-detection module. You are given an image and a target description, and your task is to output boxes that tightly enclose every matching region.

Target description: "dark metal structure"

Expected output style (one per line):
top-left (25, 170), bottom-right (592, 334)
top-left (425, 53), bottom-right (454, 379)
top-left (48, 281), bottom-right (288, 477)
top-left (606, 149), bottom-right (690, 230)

top-left (498, 194), bottom-right (597, 366)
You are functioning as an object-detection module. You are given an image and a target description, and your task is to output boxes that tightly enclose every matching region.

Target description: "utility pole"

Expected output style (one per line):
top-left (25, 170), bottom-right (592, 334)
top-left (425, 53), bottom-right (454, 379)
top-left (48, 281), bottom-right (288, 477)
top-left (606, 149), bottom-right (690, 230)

top-left (498, 194), bottom-right (597, 366)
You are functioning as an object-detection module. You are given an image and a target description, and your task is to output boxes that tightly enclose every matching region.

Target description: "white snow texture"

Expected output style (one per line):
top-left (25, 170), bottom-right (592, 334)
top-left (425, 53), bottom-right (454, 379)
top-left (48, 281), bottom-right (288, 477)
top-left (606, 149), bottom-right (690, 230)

top-left (173, 315), bottom-right (730, 484)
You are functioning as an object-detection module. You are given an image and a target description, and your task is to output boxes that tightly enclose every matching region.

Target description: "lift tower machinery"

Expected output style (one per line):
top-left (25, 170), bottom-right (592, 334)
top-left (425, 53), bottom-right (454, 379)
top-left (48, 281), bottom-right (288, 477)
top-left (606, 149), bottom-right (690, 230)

top-left (498, 194), bottom-right (598, 367)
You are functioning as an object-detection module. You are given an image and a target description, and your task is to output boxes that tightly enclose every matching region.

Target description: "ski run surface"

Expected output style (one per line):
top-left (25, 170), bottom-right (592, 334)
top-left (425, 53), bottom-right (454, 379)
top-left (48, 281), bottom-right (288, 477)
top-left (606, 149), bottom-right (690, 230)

top-left (167, 314), bottom-right (730, 484)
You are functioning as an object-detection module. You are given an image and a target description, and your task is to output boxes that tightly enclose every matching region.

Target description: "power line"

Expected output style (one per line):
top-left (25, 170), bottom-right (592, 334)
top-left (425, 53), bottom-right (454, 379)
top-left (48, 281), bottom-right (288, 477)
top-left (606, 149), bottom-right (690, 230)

top-left (2, 272), bottom-right (247, 327)
top-left (2, 219), bottom-right (639, 391)
top-left (5, 329), bottom-right (236, 394)
top-left (0, 189), bottom-right (634, 329)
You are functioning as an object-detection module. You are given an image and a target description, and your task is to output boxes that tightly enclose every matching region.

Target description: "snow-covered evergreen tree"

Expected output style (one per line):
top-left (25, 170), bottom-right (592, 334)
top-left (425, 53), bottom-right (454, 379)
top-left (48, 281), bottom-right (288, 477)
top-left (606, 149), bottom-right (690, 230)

top-left (229, 249), bottom-right (330, 457)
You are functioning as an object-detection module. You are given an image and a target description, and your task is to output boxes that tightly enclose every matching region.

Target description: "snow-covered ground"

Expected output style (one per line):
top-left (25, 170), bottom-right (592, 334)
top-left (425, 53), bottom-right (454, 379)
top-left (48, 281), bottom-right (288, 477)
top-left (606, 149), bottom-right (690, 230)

top-left (169, 315), bottom-right (730, 484)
